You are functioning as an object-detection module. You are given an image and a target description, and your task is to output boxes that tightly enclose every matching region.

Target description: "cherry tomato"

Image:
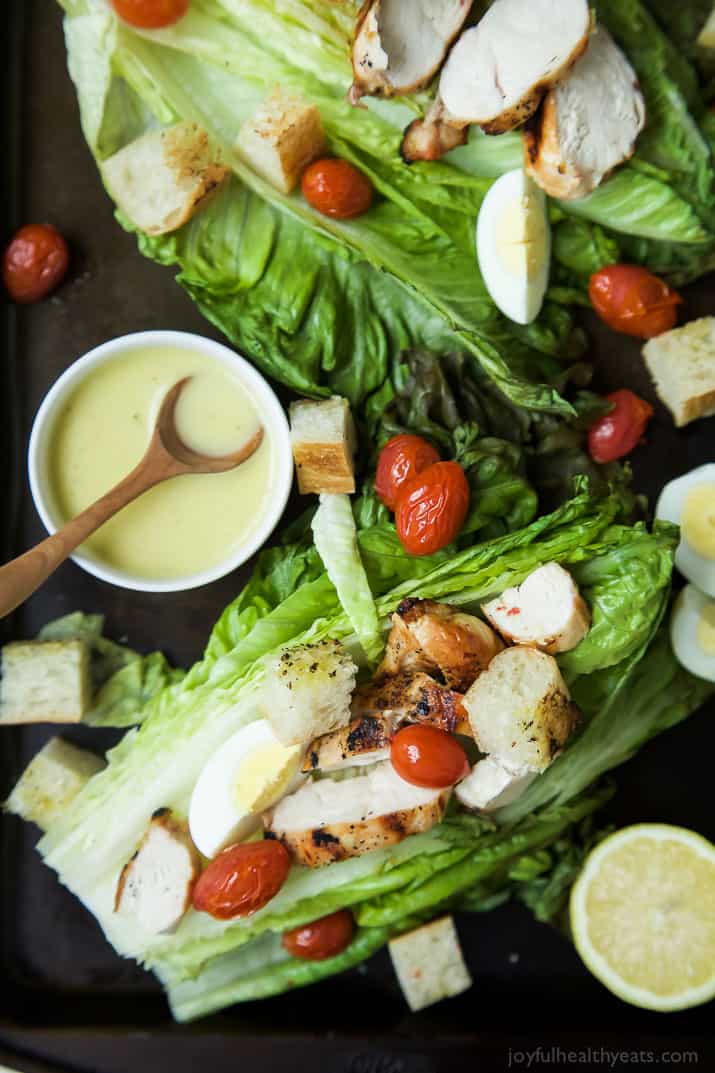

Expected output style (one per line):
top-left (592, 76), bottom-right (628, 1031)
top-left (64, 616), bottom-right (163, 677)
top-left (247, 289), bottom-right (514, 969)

top-left (192, 839), bottom-right (290, 920)
top-left (110, 0), bottom-right (190, 27)
top-left (2, 224), bottom-right (69, 303)
top-left (391, 724), bottom-right (470, 789)
top-left (301, 158), bottom-right (373, 219)
top-left (395, 461), bottom-right (469, 556)
top-left (282, 909), bottom-right (355, 961)
top-left (588, 389), bottom-right (654, 464)
top-left (589, 264), bottom-right (682, 339)
top-left (375, 434), bottom-right (441, 511)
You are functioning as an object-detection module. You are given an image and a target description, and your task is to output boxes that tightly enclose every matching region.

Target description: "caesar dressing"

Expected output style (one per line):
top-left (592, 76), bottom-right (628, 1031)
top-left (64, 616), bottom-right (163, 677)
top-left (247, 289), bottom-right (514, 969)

top-left (47, 346), bottom-right (273, 579)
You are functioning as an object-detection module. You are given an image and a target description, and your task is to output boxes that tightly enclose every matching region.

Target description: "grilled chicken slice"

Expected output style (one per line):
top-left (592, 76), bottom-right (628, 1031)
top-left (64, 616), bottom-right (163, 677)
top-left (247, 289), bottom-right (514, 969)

top-left (456, 756), bottom-right (536, 812)
top-left (351, 0), bottom-right (473, 100)
top-left (380, 598), bottom-right (503, 693)
top-left (264, 761), bottom-right (450, 867)
top-left (302, 712), bottom-right (396, 773)
top-left (400, 105), bottom-right (468, 163)
top-left (524, 26), bottom-right (645, 199)
top-left (464, 647), bottom-right (579, 773)
top-left (353, 671), bottom-right (473, 736)
top-left (438, 0), bottom-right (591, 135)
top-left (114, 809), bottom-right (200, 935)
top-left (482, 563), bottom-right (590, 654)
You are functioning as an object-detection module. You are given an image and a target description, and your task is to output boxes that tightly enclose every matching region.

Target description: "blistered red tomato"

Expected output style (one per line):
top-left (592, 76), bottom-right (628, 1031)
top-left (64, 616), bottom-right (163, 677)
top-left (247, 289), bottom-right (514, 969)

top-left (588, 389), bottom-right (654, 464)
top-left (375, 434), bottom-right (441, 511)
top-left (2, 224), bottom-right (69, 303)
top-left (110, 0), bottom-right (190, 27)
top-left (282, 909), bottom-right (355, 961)
top-left (301, 158), bottom-right (373, 219)
top-left (192, 839), bottom-right (290, 920)
top-left (391, 725), bottom-right (470, 789)
top-left (589, 265), bottom-right (682, 339)
top-left (395, 461), bottom-right (470, 556)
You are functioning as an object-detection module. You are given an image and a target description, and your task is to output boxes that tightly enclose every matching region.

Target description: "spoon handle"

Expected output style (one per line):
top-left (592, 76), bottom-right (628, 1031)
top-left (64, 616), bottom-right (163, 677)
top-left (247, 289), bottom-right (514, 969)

top-left (0, 456), bottom-right (173, 619)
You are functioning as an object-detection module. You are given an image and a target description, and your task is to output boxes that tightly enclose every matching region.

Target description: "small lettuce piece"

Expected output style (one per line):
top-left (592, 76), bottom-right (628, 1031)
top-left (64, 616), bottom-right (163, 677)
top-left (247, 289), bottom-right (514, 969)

top-left (311, 494), bottom-right (383, 665)
top-left (38, 612), bottom-right (183, 728)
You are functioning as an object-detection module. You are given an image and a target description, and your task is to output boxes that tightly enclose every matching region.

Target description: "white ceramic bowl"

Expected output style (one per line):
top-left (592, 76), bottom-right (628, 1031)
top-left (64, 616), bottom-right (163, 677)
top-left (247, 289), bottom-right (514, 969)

top-left (28, 330), bottom-right (294, 593)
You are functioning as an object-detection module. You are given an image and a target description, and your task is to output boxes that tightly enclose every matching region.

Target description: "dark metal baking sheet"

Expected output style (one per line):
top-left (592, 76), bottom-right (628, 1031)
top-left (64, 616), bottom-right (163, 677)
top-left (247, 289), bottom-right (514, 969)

top-left (1, 2), bottom-right (715, 1070)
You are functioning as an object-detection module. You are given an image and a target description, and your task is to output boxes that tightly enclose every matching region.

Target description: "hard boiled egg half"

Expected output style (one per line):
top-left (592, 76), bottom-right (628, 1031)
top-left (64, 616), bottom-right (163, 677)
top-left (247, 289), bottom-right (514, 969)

top-left (476, 168), bottom-right (551, 325)
top-left (656, 464), bottom-right (715, 597)
top-left (671, 584), bottom-right (715, 681)
top-left (189, 719), bottom-right (303, 858)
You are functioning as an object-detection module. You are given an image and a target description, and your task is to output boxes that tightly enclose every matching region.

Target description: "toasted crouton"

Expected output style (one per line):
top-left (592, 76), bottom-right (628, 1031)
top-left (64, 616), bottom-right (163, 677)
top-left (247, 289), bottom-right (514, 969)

top-left (0, 640), bottom-right (91, 724)
top-left (115, 809), bottom-right (200, 935)
top-left (643, 318), bottom-right (715, 427)
top-left (102, 122), bottom-right (230, 236)
top-left (260, 639), bottom-right (357, 746)
top-left (236, 91), bottom-right (326, 194)
top-left (5, 737), bottom-right (105, 830)
top-left (289, 396), bottom-right (357, 494)
top-left (482, 562), bottom-right (590, 654)
top-left (463, 647), bottom-right (579, 773)
top-left (389, 916), bottom-right (472, 1011)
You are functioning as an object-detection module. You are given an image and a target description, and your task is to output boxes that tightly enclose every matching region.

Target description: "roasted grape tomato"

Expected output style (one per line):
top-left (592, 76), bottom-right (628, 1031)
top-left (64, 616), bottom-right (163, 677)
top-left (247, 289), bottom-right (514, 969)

top-left (3, 224), bottom-right (69, 303)
top-left (301, 158), bottom-right (373, 219)
top-left (589, 265), bottom-right (682, 339)
top-left (395, 461), bottom-right (470, 556)
top-left (110, 0), bottom-right (190, 27)
top-left (391, 725), bottom-right (469, 789)
top-left (282, 909), bottom-right (355, 961)
top-left (588, 389), bottom-right (654, 464)
top-left (192, 839), bottom-right (290, 920)
top-left (375, 434), bottom-right (441, 511)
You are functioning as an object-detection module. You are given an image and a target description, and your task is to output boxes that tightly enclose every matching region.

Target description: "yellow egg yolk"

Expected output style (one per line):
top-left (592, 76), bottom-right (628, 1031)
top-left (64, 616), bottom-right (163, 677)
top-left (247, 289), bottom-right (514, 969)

top-left (234, 743), bottom-right (302, 813)
top-left (697, 600), bottom-right (715, 656)
top-left (495, 191), bottom-right (548, 279)
top-left (682, 484), bottom-right (715, 561)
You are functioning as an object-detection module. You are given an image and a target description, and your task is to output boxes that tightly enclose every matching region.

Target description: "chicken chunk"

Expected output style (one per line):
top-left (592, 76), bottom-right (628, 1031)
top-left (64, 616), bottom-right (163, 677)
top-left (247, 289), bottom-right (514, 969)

top-left (463, 647), bottom-right (579, 773)
top-left (438, 0), bottom-right (591, 134)
top-left (524, 26), bottom-right (645, 200)
top-left (260, 639), bottom-right (357, 746)
top-left (352, 672), bottom-right (473, 736)
top-left (302, 712), bottom-right (395, 773)
top-left (400, 106), bottom-right (468, 164)
top-left (380, 598), bottom-right (503, 693)
top-left (456, 756), bottom-right (536, 812)
top-left (482, 563), bottom-right (590, 654)
top-left (114, 809), bottom-right (201, 935)
top-left (264, 761), bottom-right (450, 867)
top-left (351, 0), bottom-right (473, 99)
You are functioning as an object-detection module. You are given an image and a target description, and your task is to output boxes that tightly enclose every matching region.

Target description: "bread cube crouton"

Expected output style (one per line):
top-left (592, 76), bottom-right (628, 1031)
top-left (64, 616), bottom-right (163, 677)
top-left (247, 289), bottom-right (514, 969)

top-left (643, 317), bottom-right (715, 427)
top-left (5, 737), bottom-right (105, 830)
top-left (236, 91), bottom-right (326, 194)
top-left (260, 639), bottom-right (357, 745)
top-left (482, 562), bottom-right (590, 654)
top-left (102, 122), bottom-right (230, 236)
top-left (389, 915), bottom-right (472, 1012)
top-left (463, 646), bottom-right (579, 773)
top-left (115, 809), bottom-right (201, 935)
top-left (0, 640), bottom-right (91, 725)
top-left (289, 395), bottom-right (357, 494)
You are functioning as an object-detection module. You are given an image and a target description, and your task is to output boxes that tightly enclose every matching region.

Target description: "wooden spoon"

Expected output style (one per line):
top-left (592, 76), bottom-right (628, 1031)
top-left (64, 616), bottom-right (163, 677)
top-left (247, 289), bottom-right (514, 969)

top-left (0, 377), bottom-right (264, 618)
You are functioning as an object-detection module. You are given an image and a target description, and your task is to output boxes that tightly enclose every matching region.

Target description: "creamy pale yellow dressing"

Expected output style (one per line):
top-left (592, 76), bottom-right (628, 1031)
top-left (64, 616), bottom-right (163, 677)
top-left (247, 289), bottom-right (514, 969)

top-left (48, 346), bottom-right (273, 579)
top-left (682, 484), bottom-right (715, 561)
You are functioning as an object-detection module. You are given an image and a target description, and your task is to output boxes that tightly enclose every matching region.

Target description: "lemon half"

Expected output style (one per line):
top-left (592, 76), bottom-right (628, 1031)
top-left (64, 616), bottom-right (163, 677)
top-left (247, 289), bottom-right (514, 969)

top-left (570, 824), bottom-right (715, 1012)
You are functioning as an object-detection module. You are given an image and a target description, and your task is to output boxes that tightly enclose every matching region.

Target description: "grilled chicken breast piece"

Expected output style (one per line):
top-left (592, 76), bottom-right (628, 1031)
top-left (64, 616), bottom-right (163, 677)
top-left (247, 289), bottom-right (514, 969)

top-left (464, 647), bottom-right (579, 773)
top-left (351, 0), bottom-right (472, 100)
top-left (114, 809), bottom-right (200, 935)
top-left (482, 563), bottom-right (590, 654)
top-left (380, 598), bottom-right (503, 693)
top-left (456, 755), bottom-right (536, 812)
top-left (264, 762), bottom-right (450, 867)
top-left (438, 0), bottom-right (591, 135)
top-left (302, 712), bottom-right (395, 773)
top-left (353, 672), bottom-right (473, 736)
top-left (524, 26), bottom-right (645, 200)
top-left (400, 102), bottom-right (468, 163)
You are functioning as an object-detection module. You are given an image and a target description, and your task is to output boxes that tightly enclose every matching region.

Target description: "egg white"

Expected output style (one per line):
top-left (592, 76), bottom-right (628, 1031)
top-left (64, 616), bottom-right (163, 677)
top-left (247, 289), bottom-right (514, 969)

top-left (476, 168), bottom-right (551, 326)
top-left (656, 464), bottom-right (715, 597)
top-left (670, 584), bottom-right (715, 682)
top-left (189, 719), bottom-right (303, 859)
